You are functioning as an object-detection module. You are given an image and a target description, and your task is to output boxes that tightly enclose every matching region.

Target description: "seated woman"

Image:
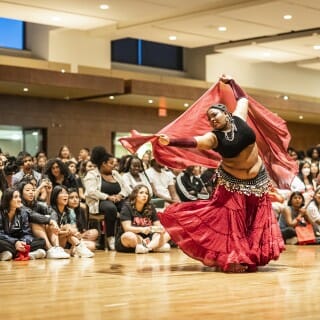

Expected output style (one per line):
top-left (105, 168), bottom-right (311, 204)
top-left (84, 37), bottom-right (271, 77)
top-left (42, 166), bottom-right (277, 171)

top-left (67, 188), bottom-right (98, 252)
top-left (57, 145), bottom-right (77, 164)
top-left (294, 161), bottom-right (314, 202)
top-left (306, 187), bottom-right (320, 236)
top-left (0, 188), bottom-right (46, 261)
top-left (44, 158), bottom-right (78, 190)
top-left (17, 180), bottom-right (70, 259)
top-left (121, 155), bottom-right (153, 196)
top-left (115, 184), bottom-right (171, 254)
top-left (50, 185), bottom-right (94, 258)
top-left (279, 191), bottom-right (311, 245)
top-left (83, 146), bottom-right (130, 251)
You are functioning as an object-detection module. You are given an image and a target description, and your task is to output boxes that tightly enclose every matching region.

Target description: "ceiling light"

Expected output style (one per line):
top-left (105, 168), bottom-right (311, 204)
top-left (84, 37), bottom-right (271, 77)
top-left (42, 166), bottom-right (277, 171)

top-left (23, 88), bottom-right (29, 92)
top-left (109, 96), bottom-right (115, 100)
top-left (218, 26), bottom-right (227, 32)
top-left (169, 35), bottom-right (177, 41)
top-left (283, 95), bottom-right (289, 100)
top-left (184, 103), bottom-right (189, 107)
top-left (283, 14), bottom-right (292, 20)
top-left (299, 115), bottom-right (303, 120)
top-left (148, 99), bottom-right (153, 104)
top-left (313, 45), bottom-right (320, 50)
top-left (100, 4), bottom-right (109, 10)
top-left (61, 69), bottom-right (65, 73)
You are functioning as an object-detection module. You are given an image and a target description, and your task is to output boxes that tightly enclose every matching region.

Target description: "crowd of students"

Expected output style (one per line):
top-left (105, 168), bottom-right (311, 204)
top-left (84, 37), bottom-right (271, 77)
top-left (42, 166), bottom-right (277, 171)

top-left (0, 143), bottom-right (319, 261)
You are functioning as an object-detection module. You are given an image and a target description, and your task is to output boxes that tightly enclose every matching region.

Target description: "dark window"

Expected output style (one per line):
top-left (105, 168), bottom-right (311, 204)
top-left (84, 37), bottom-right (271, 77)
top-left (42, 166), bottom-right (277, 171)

top-left (142, 40), bottom-right (183, 70)
top-left (111, 38), bottom-right (183, 71)
top-left (111, 38), bottom-right (138, 64)
top-left (0, 17), bottom-right (24, 50)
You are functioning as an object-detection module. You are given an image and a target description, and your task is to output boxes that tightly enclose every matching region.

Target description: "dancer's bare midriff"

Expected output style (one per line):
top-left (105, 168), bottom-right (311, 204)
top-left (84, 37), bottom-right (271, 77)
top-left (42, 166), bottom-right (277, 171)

top-left (221, 143), bottom-right (262, 180)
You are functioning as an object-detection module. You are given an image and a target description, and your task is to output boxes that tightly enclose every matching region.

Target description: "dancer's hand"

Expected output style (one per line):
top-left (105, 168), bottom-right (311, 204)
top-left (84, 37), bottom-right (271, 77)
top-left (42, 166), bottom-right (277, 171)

top-left (219, 74), bottom-right (233, 83)
top-left (158, 134), bottom-right (170, 145)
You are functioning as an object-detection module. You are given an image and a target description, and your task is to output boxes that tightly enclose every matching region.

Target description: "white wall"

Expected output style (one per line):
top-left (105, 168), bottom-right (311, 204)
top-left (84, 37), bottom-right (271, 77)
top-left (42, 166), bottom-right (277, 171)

top-left (206, 53), bottom-right (320, 99)
top-left (25, 23), bottom-right (54, 60)
top-left (48, 29), bottom-right (111, 72)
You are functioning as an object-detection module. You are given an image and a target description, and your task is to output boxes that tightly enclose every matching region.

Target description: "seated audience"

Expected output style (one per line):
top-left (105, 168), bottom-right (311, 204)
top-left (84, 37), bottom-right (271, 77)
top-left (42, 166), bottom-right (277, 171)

top-left (44, 158), bottom-right (77, 190)
top-left (121, 155), bottom-right (153, 196)
top-left (57, 145), bottom-right (76, 163)
top-left (83, 146), bottom-right (130, 251)
top-left (306, 187), bottom-right (320, 236)
top-left (278, 191), bottom-right (311, 245)
top-left (12, 152), bottom-right (41, 187)
top-left (67, 188), bottom-right (98, 252)
top-left (115, 184), bottom-right (171, 254)
top-left (0, 188), bottom-right (46, 260)
top-left (17, 180), bottom-right (69, 259)
top-left (175, 166), bottom-right (210, 201)
top-left (146, 159), bottom-right (180, 206)
top-left (50, 185), bottom-right (93, 258)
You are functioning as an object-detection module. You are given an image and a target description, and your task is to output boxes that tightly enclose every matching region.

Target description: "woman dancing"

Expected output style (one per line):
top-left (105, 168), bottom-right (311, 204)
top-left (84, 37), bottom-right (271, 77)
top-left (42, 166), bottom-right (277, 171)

top-left (157, 75), bottom-right (285, 273)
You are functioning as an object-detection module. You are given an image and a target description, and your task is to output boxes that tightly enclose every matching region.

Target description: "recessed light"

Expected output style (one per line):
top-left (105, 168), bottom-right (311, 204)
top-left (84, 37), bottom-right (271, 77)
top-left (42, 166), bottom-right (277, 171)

top-left (299, 115), bottom-right (303, 120)
top-left (283, 95), bottom-right (289, 100)
top-left (283, 14), bottom-right (292, 20)
top-left (184, 103), bottom-right (189, 107)
top-left (23, 87), bottom-right (29, 92)
top-left (109, 96), bottom-right (115, 100)
top-left (148, 99), bottom-right (153, 104)
top-left (169, 35), bottom-right (177, 41)
top-left (313, 45), bottom-right (320, 50)
top-left (61, 69), bottom-right (65, 73)
top-left (100, 4), bottom-right (109, 10)
top-left (218, 26), bottom-right (227, 32)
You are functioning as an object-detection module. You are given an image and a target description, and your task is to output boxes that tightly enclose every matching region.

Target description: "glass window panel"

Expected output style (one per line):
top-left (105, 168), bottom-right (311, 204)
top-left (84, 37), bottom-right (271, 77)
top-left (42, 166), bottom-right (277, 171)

top-left (0, 17), bottom-right (24, 50)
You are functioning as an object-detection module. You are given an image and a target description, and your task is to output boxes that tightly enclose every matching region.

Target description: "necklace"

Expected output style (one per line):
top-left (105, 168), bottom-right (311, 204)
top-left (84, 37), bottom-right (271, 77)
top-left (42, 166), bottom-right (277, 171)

top-left (223, 122), bottom-right (237, 142)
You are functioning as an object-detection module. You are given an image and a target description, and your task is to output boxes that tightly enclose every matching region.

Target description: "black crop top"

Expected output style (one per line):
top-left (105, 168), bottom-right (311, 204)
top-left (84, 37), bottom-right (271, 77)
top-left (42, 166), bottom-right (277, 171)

top-left (213, 116), bottom-right (256, 158)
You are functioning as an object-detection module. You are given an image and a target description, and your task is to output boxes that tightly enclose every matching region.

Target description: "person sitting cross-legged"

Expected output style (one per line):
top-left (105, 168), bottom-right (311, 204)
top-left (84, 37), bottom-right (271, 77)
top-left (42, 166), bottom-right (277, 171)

top-left (115, 184), bottom-right (171, 254)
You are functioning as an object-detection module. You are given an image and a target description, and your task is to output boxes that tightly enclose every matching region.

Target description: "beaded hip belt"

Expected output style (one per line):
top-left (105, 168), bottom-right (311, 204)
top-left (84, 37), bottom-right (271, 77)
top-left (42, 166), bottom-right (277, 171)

top-left (217, 165), bottom-right (271, 197)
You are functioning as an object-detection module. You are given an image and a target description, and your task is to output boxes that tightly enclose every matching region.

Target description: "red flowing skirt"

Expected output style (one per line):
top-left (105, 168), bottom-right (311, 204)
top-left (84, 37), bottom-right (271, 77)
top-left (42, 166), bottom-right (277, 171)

top-left (159, 185), bottom-right (285, 271)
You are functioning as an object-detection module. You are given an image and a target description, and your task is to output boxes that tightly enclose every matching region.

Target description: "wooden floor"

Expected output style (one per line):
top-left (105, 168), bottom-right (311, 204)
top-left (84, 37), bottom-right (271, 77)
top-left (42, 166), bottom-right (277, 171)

top-left (1, 245), bottom-right (320, 319)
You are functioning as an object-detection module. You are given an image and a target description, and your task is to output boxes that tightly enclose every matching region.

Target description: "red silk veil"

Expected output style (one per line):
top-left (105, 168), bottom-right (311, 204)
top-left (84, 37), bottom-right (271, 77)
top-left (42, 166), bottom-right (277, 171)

top-left (119, 81), bottom-right (297, 189)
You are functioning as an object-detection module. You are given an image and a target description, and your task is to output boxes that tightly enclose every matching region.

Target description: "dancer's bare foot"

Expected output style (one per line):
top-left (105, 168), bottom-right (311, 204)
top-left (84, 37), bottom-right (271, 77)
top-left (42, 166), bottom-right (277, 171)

top-left (225, 263), bottom-right (248, 273)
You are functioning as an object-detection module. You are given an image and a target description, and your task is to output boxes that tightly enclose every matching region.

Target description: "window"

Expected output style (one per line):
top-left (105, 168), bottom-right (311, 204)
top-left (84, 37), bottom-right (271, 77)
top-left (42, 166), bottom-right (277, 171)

top-left (111, 38), bottom-right (183, 71)
top-left (0, 125), bottom-right (46, 156)
top-left (0, 17), bottom-right (24, 50)
top-left (111, 38), bottom-right (138, 64)
top-left (142, 40), bottom-right (183, 70)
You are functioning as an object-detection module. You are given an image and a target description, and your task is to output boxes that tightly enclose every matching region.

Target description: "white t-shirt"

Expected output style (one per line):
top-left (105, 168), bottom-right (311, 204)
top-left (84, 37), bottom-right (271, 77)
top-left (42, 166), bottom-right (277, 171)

top-left (121, 172), bottom-right (153, 196)
top-left (307, 201), bottom-right (320, 223)
top-left (145, 167), bottom-right (174, 199)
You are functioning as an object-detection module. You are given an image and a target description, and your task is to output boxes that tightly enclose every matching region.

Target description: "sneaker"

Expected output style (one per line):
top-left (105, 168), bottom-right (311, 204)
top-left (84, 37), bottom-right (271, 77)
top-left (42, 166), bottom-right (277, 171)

top-left (154, 243), bottom-right (171, 252)
top-left (29, 249), bottom-right (46, 260)
top-left (286, 237), bottom-right (298, 245)
top-left (47, 246), bottom-right (70, 259)
top-left (107, 236), bottom-right (115, 251)
top-left (135, 243), bottom-right (149, 254)
top-left (0, 251), bottom-right (13, 261)
top-left (74, 242), bottom-right (94, 258)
